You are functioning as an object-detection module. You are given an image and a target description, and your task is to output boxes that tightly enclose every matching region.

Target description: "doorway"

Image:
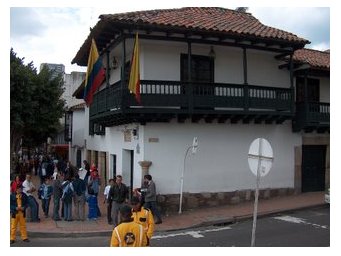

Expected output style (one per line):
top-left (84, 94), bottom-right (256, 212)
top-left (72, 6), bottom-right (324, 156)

top-left (76, 149), bottom-right (82, 168)
top-left (122, 149), bottom-right (134, 199)
top-left (301, 145), bottom-right (326, 192)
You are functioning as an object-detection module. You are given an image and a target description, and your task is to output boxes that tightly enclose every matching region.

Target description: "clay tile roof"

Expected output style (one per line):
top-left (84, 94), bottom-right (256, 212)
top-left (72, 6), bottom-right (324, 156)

top-left (72, 7), bottom-right (309, 65)
top-left (293, 48), bottom-right (330, 70)
top-left (100, 7), bottom-right (308, 43)
top-left (69, 102), bottom-right (85, 111)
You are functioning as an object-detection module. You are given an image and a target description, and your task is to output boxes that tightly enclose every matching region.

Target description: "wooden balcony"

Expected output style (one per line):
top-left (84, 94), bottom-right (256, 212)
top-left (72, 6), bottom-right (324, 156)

top-left (293, 102), bottom-right (330, 133)
top-left (89, 80), bottom-right (294, 133)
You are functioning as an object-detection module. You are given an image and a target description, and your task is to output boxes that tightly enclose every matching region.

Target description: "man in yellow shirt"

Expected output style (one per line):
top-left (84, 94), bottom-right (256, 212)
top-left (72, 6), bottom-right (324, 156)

top-left (110, 205), bottom-right (147, 247)
top-left (131, 196), bottom-right (154, 245)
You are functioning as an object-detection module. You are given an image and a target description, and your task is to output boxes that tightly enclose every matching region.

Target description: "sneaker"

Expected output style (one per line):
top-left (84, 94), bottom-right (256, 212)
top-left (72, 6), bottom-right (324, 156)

top-left (10, 240), bottom-right (15, 244)
top-left (23, 239), bottom-right (30, 242)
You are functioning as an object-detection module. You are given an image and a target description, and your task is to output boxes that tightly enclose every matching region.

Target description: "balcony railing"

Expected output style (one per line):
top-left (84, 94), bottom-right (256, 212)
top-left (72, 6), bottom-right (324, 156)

top-left (90, 80), bottom-right (293, 119)
top-left (293, 102), bottom-right (330, 132)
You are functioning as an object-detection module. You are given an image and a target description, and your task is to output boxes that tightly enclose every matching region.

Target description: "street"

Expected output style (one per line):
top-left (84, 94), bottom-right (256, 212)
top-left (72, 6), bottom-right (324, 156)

top-left (11, 206), bottom-right (329, 247)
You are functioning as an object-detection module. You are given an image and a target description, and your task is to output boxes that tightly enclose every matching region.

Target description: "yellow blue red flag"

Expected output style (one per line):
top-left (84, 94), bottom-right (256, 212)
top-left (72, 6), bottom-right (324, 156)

top-left (128, 33), bottom-right (141, 104)
top-left (83, 38), bottom-right (105, 106)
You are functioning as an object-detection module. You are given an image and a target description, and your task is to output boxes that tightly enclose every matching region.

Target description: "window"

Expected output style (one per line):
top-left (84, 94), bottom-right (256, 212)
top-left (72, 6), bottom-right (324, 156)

top-left (296, 77), bottom-right (320, 102)
top-left (181, 54), bottom-right (214, 83)
top-left (124, 61), bottom-right (131, 82)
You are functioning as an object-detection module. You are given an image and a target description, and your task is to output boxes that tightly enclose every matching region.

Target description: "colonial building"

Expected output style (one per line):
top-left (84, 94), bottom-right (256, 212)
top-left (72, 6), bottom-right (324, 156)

top-left (71, 7), bottom-right (329, 213)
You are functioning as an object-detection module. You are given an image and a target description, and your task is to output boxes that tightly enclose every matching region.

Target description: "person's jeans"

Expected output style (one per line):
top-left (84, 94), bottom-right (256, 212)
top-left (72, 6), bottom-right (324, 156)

top-left (74, 194), bottom-right (86, 221)
top-left (94, 193), bottom-right (101, 217)
top-left (111, 201), bottom-right (123, 227)
top-left (41, 198), bottom-right (51, 216)
top-left (107, 200), bottom-right (113, 223)
top-left (144, 201), bottom-right (162, 222)
top-left (63, 201), bottom-right (72, 221)
top-left (27, 195), bottom-right (39, 222)
top-left (53, 197), bottom-right (61, 220)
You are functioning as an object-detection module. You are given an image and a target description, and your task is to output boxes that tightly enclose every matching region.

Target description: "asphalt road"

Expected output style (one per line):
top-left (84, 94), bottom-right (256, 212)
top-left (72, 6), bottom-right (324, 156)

top-left (10, 206), bottom-right (329, 247)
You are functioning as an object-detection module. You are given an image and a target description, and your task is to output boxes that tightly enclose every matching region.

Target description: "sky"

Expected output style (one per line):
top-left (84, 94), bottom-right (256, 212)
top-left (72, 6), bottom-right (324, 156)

top-left (8, 2), bottom-right (331, 74)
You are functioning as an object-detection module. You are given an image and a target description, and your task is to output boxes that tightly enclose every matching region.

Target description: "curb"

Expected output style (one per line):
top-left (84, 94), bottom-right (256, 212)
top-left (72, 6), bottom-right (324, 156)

top-left (28, 230), bottom-right (113, 238)
top-left (27, 203), bottom-right (328, 238)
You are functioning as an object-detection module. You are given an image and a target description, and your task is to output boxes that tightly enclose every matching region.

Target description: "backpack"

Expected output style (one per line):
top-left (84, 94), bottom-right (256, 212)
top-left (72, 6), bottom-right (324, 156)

top-left (38, 185), bottom-right (43, 199)
top-left (62, 182), bottom-right (73, 201)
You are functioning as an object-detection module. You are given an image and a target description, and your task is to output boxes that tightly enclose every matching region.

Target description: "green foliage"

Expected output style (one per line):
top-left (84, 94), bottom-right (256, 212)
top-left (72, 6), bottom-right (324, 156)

top-left (10, 48), bottom-right (66, 150)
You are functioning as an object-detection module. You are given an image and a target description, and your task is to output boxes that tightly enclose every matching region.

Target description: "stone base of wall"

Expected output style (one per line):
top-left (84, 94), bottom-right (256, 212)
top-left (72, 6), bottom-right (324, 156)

top-left (157, 188), bottom-right (295, 215)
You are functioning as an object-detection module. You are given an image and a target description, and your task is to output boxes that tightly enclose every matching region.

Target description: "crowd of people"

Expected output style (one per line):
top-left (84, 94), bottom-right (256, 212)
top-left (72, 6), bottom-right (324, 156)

top-left (10, 154), bottom-right (163, 247)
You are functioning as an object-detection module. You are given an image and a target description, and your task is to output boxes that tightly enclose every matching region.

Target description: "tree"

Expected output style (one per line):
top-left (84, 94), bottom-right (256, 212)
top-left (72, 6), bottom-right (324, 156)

top-left (10, 49), bottom-right (36, 157)
top-left (10, 49), bottom-right (65, 171)
top-left (23, 65), bottom-right (65, 147)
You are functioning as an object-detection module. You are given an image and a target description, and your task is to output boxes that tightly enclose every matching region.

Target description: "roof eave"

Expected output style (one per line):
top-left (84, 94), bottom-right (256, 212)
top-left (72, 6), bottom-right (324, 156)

top-left (71, 19), bottom-right (310, 66)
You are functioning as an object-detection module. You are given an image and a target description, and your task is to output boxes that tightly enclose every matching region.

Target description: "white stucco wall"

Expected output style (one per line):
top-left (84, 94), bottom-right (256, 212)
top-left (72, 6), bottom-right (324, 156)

top-left (319, 77), bottom-right (330, 103)
top-left (83, 119), bottom-right (302, 195)
top-left (141, 40), bottom-right (290, 87)
top-left (69, 109), bottom-right (85, 166)
top-left (143, 121), bottom-right (301, 195)
top-left (84, 121), bottom-right (146, 189)
top-left (247, 50), bottom-right (290, 87)
top-left (72, 109), bottom-right (85, 148)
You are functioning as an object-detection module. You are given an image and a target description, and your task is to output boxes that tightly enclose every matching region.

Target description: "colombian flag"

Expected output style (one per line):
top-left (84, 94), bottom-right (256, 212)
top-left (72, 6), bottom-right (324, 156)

top-left (128, 33), bottom-right (141, 104)
top-left (83, 38), bottom-right (105, 106)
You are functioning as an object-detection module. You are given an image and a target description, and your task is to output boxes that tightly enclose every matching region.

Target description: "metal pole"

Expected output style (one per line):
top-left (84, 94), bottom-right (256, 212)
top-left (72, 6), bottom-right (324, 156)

top-left (251, 138), bottom-right (263, 247)
top-left (179, 146), bottom-right (192, 214)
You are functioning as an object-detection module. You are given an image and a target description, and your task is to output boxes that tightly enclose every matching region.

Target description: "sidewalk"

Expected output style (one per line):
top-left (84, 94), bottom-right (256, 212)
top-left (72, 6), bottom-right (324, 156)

top-left (25, 175), bottom-right (326, 237)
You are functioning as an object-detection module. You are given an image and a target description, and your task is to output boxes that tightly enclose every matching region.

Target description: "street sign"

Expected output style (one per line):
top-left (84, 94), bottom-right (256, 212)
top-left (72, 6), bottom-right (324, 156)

top-left (248, 138), bottom-right (273, 177)
top-left (248, 138), bottom-right (274, 247)
top-left (192, 137), bottom-right (198, 154)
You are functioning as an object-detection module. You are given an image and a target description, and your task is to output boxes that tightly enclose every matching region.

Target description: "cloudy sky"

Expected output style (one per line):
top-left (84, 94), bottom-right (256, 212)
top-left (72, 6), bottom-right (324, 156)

top-left (8, 2), bottom-right (331, 74)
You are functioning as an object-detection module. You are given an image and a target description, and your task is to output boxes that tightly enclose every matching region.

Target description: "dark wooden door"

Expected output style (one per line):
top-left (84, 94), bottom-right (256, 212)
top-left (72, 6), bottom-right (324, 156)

top-left (302, 145), bottom-right (326, 192)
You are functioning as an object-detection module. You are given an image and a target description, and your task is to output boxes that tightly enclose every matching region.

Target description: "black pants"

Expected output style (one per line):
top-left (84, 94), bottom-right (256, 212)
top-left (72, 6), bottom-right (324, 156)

top-left (107, 200), bottom-right (112, 223)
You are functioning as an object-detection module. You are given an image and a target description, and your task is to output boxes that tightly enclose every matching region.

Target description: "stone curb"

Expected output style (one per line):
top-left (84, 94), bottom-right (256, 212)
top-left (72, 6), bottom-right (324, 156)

top-left (28, 203), bottom-right (328, 238)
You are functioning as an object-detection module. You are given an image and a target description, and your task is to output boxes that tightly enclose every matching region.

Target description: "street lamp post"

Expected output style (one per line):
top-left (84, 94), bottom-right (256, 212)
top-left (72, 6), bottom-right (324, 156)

top-left (179, 137), bottom-right (198, 214)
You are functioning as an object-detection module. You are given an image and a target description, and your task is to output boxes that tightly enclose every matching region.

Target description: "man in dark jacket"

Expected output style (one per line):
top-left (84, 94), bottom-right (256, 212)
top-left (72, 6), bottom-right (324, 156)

top-left (109, 175), bottom-right (129, 227)
top-left (72, 174), bottom-right (86, 221)
top-left (142, 174), bottom-right (162, 224)
top-left (52, 172), bottom-right (63, 221)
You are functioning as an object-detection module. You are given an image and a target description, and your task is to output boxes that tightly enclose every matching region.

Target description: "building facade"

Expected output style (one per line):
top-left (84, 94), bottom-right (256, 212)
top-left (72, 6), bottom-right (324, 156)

top-left (71, 7), bottom-right (329, 213)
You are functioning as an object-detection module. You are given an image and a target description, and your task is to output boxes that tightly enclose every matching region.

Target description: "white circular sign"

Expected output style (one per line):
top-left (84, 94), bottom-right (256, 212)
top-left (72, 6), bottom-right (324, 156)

top-left (248, 138), bottom-right (273, 177)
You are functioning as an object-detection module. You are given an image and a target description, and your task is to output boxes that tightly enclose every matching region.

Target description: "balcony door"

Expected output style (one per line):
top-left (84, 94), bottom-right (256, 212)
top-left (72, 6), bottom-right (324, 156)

top-left (296, 77), bottom-right (320, 103)
top-left (180, 54), bottom-right (214, 83)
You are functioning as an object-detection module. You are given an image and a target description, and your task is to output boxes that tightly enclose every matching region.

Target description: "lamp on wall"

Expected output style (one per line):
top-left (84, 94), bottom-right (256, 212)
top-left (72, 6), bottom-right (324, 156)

top-left (208, 46), bottom-right (216, 59)
top-left (111, 56), bottom-right (119, 70)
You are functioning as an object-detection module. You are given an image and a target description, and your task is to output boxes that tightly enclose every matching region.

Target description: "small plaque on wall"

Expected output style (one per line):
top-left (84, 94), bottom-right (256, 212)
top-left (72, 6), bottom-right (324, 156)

top-left (148, 138), bottom-right (159, 143)
top-left (124, 130), bottom-right (132, 142)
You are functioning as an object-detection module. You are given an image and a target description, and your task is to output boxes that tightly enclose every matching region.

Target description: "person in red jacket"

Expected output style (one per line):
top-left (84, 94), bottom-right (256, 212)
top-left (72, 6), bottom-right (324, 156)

top-left (10, 174), bottom-right (22, 194)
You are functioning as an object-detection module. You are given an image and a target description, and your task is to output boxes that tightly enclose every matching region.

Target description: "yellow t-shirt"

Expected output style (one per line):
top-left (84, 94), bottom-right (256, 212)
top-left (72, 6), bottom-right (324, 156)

top-left (132, 207), bottom-right (155, 239)
top-left (110, 221), bottom-right (147, 247)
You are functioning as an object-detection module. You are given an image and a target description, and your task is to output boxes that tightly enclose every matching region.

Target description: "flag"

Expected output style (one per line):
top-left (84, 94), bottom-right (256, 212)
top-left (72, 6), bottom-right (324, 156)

top-left (128, 33), bottom-right (141, 104)
top-left (83, 38), bottom-right (105, 106)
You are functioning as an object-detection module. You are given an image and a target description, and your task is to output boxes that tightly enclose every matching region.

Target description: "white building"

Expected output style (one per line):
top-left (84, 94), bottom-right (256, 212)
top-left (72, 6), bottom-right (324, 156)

top-left (71, 7), bottom-right (329, 213)
top-left (63, 72), bottom-right (86, 108)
